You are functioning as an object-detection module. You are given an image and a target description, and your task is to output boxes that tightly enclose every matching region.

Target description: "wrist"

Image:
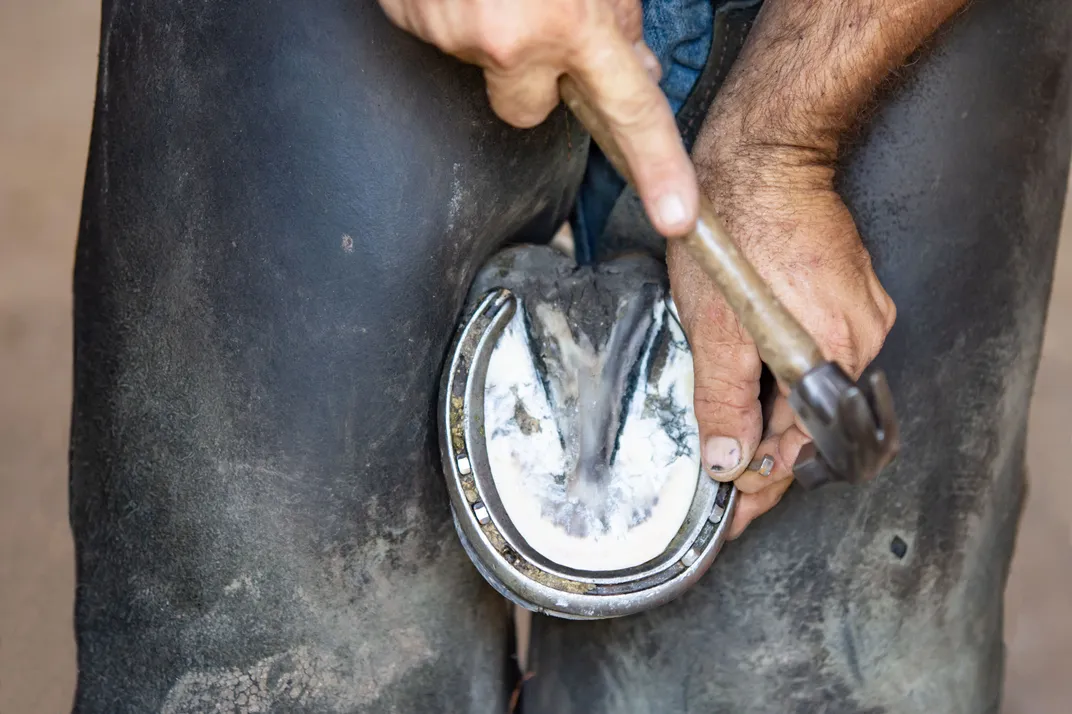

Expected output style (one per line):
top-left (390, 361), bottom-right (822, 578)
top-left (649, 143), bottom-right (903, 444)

top-left (693, 104), bottom-right (837, 207)
top-left (691, 100), bottom-right (855, 261)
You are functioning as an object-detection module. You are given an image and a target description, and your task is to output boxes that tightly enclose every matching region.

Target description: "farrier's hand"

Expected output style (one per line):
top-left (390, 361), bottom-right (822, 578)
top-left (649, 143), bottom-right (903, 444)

top-left (669, 133), bottom-right (896, 539)
top-left (377, 0), bottom-right (699, 237)
top-left (664, 0), bottom-right (966, 538)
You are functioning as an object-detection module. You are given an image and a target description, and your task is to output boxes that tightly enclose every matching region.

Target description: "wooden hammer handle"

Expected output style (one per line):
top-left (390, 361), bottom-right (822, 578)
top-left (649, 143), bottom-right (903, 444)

top-left (558, 76), bottom-right (823, 384)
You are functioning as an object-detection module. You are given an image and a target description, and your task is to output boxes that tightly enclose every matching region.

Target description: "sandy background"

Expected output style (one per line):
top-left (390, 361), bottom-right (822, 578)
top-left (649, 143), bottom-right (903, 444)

top-left (1, 1), bottom-right (1070, 712)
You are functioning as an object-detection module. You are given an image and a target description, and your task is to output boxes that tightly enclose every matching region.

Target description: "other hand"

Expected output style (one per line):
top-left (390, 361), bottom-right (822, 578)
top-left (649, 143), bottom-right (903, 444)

top-left (377, 0), bottom-right (699, 237)
top-left (669, 129), bottom-right (897, 539)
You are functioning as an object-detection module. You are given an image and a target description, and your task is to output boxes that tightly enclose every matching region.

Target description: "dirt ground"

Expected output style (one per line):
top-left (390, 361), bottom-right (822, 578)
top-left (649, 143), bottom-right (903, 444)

top-left (1, 1), bottom-right (1070, 712)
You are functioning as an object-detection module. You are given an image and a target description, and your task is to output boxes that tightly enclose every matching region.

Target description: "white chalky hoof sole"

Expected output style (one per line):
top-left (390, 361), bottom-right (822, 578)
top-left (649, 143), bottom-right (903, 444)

top-left (439, 246), bottom-right (737, 620)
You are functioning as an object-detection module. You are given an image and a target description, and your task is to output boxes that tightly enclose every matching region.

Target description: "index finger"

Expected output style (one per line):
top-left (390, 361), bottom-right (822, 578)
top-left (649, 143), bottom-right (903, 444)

top-left (565, 23), bottom-right (698, 237)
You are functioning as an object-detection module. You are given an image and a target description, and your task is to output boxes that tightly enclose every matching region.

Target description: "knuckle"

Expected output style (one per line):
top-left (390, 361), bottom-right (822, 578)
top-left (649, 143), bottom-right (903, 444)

top-left (857, 313), bottom-right (892, 363)
top-left (814, 288), bottom-right (900, 377)
top-left (508, 104), bottom-right (554, 128)
top-left (698, 301), bottom-right (747, 338)
top-left (491, 105), bottom-right (529, 128)
top-left (472, 5), bottom-right (534, 68)
top-left (863, 326), bottom-right (889, 362)
top-left (693, 377), bottom-right (759, 419)
top-left (481, 31), bottom-right (528, 68)
top-left (512, 109), bottom-right (551, 129)
top-left (607, 87), bottom-right (665, 133)
top-left (735, 475), bottom-right (766, 494)
top-left (777, 431), bottom-right (808, 469)
top-left (880, 294), bottom-right (898, 332)
top-left (694, 320), bottom-right (760, 365)
top-left (821, 317), bottom-right (859, 367)
top-left (425, 22), bottom-right (466, 57)
top-left (485, 68), bottom-right (558, 128)
top-left (484, 85), bottom-right (524, 124)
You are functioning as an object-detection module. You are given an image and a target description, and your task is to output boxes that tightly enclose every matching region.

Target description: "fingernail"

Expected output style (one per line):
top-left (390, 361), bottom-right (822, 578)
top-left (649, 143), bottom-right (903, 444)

top-left (704, 436), bottom-right (741, 475)
top-left (657, 193), bottom-right (687, 231)
top-left (748, 454), bottom-right (775, 477)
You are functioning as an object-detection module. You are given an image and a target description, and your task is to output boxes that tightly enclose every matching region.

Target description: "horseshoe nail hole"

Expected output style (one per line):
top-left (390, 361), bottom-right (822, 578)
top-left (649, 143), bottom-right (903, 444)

top-left (890, 535), bottom-right (908, 559)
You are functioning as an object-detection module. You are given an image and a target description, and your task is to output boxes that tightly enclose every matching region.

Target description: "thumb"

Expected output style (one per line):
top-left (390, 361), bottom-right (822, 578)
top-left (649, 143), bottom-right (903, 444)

top-left (670, 245), bottom-right (763, 482)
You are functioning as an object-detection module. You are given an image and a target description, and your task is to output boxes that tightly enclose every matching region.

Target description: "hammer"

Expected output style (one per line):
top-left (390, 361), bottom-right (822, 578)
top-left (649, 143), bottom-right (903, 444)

top-left (558, 77), bottom-right (899, 489)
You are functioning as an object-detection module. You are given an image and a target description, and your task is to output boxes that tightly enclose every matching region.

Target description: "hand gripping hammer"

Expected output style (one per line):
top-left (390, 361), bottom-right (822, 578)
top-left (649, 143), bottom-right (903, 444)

top-left (559, 77), bottom-right (900, 489)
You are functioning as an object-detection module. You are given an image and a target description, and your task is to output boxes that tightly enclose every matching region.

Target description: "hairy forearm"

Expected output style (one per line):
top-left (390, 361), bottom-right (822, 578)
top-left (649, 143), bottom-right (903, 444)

top-left (708, 0), bottom-right (968, 161)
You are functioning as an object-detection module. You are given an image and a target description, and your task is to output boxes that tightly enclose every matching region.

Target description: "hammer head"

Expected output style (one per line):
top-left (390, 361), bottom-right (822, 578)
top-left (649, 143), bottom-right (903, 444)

top-left (787, 363), bottom-right (900, 490)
